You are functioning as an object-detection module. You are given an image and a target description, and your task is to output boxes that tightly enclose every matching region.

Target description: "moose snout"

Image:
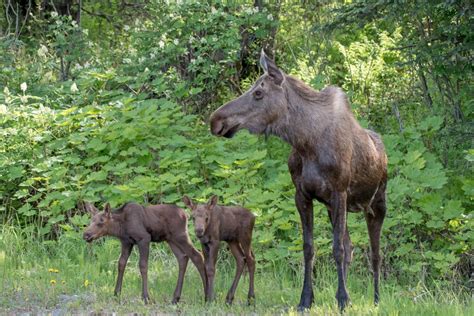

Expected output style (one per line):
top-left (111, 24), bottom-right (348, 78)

top-left (210, 113), bottom-right (225, 136)
top-left (195, 228), bottom-right (204, 238)
top-left (83, 231), bottom-right (93, 242)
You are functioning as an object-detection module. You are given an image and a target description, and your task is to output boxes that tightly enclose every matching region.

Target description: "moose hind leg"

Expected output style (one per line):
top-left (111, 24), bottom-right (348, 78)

top-left (167, 241), bottom-right (189, 304)
top-left (137, 239), bottom-right (151, 304)
top-left (295, 191), bottom-right (315, 311)
top-left (328, 209), bottom-right (353, 283)
top-left (366, 188), bottom-right (386, 305)
top-left (174, 234), bottom-right (208, 302)
top-left (241, 236), bottom-right (256, 304)
top-left (331, 191), bottom-right (350, 311)
top-left (226, 242), bottom-right (246, 305)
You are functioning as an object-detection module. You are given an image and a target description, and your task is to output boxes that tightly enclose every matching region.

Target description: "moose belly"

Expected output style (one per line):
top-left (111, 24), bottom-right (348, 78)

top-left (347, 182), bottom-right (380, 213)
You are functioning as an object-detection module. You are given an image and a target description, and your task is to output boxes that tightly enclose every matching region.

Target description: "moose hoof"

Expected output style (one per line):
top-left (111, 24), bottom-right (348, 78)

top-left (171, 297), bottom-right (180, 304)
top-left (297, 295), bottom-right (313, 312)
top-left (225, 297), bottom-right (234, 305)
top-left (247, 295), bottom-right (255, 306)
top-left (336, 293), bottom-right (351, 311)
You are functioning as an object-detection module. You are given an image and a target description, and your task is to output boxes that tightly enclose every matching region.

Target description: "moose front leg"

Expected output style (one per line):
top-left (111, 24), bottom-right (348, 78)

top-left (203, 241), bottom-right (219, 301)
top-left (331, 191), bottom-right (350, 311)
top-left (114, 242), bottom-right (133, 297)
top-left (137, 239), bottom-right (151, 304)
top-left (295, 190), bottom-right (315, 311)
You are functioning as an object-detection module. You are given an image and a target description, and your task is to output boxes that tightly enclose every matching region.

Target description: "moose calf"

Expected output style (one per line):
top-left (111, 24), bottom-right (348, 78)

top-left (82, 201), bottom-right (208, 304)
top-left (183, 195), bottom-right (256, 305)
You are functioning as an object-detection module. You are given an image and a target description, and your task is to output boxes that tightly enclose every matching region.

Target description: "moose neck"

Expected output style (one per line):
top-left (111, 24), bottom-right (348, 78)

top-left (106, 214), bottom-right (124, 239)
top-left (267, 77), bottom-right (335, 154)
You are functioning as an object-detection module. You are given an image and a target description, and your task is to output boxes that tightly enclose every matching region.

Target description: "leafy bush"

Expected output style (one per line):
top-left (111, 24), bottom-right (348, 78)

top-left (119, 2), bottom-right (276, 112)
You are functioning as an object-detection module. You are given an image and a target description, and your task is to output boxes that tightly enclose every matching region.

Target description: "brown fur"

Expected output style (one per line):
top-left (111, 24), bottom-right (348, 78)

top-left (209, 51), bottom-right (387, 311)
top-left (82, 201), bottom-right (208, 304)
top-left (182, 195), bottom-right (256, 305)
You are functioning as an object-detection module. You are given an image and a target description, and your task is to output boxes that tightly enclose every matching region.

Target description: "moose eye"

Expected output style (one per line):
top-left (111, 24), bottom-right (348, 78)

top-left (254, 90), bottom-right (263, 100)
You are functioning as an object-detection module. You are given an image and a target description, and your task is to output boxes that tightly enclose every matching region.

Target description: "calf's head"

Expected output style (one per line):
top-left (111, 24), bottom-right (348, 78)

top-left (183, 195), bottom-right (218, 238)
top-left (83, 202), bottom-right (112, 242)
top-left (210, 50), bottom-right (288, 138)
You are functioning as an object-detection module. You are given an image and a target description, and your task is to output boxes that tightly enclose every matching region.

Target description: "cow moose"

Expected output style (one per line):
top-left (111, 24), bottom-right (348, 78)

top-left (209, 50), bottom-right (388, 311)
top-left (82, 201), bottom-right (208, 304)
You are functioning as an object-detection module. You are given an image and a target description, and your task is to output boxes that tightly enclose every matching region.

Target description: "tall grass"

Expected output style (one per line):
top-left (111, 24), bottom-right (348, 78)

top-left (0, 225), bottom-right (471, 315)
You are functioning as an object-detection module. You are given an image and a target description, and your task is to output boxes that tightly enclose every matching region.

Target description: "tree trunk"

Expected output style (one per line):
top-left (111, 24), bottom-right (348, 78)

top-left (417, 63), bottom-right (433, 111)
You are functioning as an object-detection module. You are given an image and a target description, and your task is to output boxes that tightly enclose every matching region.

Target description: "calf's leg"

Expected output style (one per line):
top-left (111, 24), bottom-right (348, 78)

top-left (240, 237), bottom-right (256, 304)
top-left (114, 242), bottom-right (133, 297)
top-left (203, 241), bottom-right (219, 301)
top-left (167, 241), bottom-right (188, 304)
top-left (137, 239), bottom-right (151, 303)
top-left (174, 234), bottom-right (209, 302)
top-left (225, 242), bottom-right (245, 304)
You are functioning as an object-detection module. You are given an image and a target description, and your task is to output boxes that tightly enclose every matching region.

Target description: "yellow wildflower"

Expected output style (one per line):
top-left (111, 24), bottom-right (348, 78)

top-left (50, 279), bottom-right (56, 285)
top-left (84, 279), bottom-right (89, 287)
top-left (48, 268), bottom-right (59, 273)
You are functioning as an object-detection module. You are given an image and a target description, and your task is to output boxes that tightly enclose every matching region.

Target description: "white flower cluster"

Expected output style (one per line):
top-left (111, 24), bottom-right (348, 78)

top-left (244, 6), bottom-right (260, 15)
top-left (70, 82), bottom-right (79, 93)
top-left (37, 44), bottom-right (48, 58)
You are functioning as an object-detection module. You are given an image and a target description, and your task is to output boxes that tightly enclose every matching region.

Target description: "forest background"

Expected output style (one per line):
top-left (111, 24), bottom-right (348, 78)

top-left (0, 0), bottom-right (472, 314)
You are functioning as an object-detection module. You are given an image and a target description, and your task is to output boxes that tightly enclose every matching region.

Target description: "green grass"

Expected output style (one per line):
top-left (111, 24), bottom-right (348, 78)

top-left (0, 226), bottom-right (471, 315)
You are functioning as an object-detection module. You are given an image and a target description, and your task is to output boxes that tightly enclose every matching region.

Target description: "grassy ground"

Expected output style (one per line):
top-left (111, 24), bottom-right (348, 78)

top-left (0, 226), bottom-right (471, 315)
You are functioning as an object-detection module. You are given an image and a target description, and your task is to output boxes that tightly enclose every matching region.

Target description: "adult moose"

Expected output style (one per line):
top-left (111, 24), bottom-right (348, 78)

top-left (209, 51), bottom-right (387, 311)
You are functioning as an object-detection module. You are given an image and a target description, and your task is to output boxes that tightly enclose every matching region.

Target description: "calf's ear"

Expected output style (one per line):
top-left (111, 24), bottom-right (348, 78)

top-left (84, 201), bottom-right (98, 216)
top-left (104, 203), bottom-right (112, 218)
top-left (208, 195), bottom-right (219, 210)
top-left (182, 195), bottom-right (195, 209)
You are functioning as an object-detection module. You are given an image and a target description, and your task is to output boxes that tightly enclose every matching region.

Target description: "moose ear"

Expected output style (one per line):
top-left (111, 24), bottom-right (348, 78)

top-left (260, 49), bottom-right (284, 86)
top-left (104, 203), bottom-right (112, 218)
top-left (259, 49), bottom-right (269, 72)
top-left (182, 195), bottom-right (195, 209)
top-left (84, 202), bottom-right (98, 215)
top-left (208, 195), bottom-right (219, 209)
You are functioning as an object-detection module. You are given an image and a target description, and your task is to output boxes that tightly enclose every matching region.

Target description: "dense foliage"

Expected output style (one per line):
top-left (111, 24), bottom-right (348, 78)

top-left (1, 0), bottom-right (472, 288)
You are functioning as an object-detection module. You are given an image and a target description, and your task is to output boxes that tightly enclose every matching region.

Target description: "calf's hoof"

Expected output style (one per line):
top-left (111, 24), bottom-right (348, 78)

top-left (374, 293), bottom-right (379, 306)
top-left (171, 297), bottom-right (180, 304)
top-left (225, 296), bottom-right (234, 305)
top-left (247, 295), bottom-right (255, 306)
